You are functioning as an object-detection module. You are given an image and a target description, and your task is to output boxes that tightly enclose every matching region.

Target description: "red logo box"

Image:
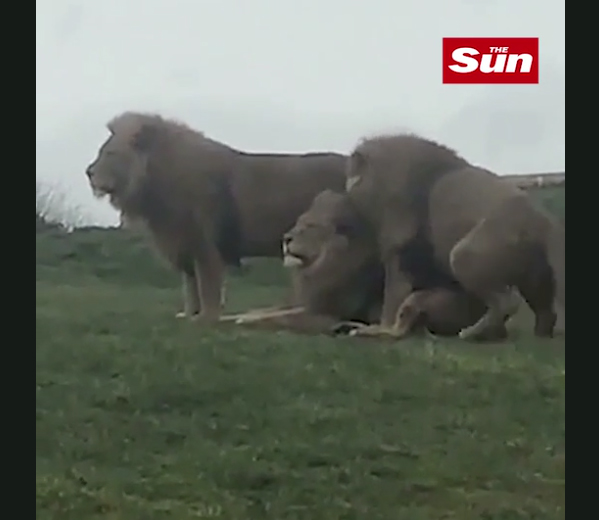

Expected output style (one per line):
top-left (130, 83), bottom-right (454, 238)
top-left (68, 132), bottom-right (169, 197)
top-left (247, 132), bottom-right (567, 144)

top-left (442, 37), bottom-right (539, 84)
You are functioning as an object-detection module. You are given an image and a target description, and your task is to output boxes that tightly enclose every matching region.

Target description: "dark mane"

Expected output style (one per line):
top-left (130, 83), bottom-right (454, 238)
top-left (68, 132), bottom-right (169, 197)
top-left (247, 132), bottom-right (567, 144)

top-left (310, 190), bottom-right (460, 296)
top-left (349, 133), bottom-right (470, 291)
top-left (354, 133), bottom-right (468, 173)
top-left (309, 190), bottom-right (375, 240)
top-left (108, 111), bottom-right (244, 267)
top-left (351, 133), bottom-right (471, 226)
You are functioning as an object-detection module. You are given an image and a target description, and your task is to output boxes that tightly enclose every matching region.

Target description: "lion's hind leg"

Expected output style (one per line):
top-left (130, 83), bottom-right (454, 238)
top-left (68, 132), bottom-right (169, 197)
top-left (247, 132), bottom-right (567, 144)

top-left (457, 289), bottom-right (519, 340)
top-left (449, 227), bottom-right (520, 342)
top-left (517, 267), bottom-right (557, 337)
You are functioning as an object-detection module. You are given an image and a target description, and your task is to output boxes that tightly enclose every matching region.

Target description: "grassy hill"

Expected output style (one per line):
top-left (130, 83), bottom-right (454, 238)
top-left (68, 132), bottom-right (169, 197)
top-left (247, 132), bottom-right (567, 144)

top-left (36, 186), bottom-right (565, 519)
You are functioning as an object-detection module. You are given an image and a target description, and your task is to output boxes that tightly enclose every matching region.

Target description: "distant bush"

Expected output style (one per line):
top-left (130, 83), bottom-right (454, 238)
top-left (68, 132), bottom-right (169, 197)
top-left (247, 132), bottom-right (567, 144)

top-left (36, 181), bottom-right (90, 230)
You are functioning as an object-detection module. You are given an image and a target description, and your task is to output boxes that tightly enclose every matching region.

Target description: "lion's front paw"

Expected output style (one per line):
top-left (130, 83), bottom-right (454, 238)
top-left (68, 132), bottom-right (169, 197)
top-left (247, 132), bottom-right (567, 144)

top-left (191, 311), bottom-right (222, 324)
top-left (176, 311), bottom-right (199, 320)
top-left (330, 321), bottom-right (368, 336)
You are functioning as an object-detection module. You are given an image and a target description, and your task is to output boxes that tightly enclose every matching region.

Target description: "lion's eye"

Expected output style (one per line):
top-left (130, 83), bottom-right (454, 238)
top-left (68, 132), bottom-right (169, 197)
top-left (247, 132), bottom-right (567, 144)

top-left (335, 222), bottom-right (355, 237)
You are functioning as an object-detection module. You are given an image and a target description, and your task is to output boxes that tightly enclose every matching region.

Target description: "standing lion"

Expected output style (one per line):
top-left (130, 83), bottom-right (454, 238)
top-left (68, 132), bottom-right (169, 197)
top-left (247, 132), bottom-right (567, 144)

top-left (343, 133), bottom-right (565, 341)
top-left (85, 112), bottom-right (346, 322)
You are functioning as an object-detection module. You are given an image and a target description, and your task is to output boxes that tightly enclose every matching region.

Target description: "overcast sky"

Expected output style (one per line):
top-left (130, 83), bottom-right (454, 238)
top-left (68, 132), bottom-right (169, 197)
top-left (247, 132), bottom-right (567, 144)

top-left (36, 0), bottom-right (565, 226)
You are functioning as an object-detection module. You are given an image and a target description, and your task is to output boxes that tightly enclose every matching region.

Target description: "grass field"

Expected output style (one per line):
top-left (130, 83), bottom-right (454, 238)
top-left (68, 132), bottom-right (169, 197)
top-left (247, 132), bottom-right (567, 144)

top-left (36, 185), bottom-right (565, 519)
top-left (36, 237), bottom-right (565, 520)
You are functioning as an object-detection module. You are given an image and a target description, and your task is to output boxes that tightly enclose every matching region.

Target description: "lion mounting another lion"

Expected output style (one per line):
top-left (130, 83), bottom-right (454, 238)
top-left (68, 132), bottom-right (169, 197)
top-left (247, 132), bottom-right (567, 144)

top-left (343, 133), bottom-right (565, 341)
top-left (85, 112), bottom-right (347, 322)
top-left (224, 190), bottom-right (507, 341)
top-left (85, 112), bottom-right (564, 342)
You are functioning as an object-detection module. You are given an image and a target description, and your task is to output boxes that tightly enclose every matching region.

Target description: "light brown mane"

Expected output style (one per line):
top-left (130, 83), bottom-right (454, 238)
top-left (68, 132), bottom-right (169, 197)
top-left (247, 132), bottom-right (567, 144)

top-left (109, 112), bottom-right (238, 185)
top-left (108, 111), bottom-right (209, 146)
top-left (349, 133), bottom-right (480, 227)
top-left (103, 111), bottom-right (243, 267)
top-left (353, 133), bottom-right (470, 175)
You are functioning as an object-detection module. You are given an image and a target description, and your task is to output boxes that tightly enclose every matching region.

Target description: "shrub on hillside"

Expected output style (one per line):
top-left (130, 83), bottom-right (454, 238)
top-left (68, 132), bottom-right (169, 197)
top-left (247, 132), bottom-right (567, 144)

top-left (36, 181), bottom-right (88, 231)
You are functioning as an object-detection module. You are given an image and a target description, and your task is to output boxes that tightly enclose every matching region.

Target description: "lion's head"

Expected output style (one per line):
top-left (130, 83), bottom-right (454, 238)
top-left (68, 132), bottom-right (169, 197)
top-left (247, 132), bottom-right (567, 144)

top-left (345, 133), bottom-right (468, 219)
top-left (282, 190), bottom-right (374, 275)
top-left (85, 112), bottom-right (163, 210)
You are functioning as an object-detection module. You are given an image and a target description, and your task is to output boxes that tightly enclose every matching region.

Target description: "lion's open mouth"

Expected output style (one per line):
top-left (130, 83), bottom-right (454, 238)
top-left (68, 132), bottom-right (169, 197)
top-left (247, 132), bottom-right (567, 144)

top-left (283, 252), bottom-right (308, 268)
top-left (91, 184), bottom-right (114, 198)
top-left (282, 242), bottom-right (311, 268)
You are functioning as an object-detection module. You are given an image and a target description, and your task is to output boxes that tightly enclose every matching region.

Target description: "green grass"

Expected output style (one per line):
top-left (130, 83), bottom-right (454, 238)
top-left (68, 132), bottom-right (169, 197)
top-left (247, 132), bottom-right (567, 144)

top-left (36, 186), bottom-right (565, 519)
top-left (36, 272), bottom-right (565, 519)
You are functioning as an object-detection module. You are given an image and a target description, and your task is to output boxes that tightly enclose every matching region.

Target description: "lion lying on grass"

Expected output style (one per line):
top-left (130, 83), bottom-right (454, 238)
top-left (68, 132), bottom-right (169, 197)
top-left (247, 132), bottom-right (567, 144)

top-left (223, 190), bottom-right (507, 340)
top-left (344, 133), bottom-right (565, 341)
top-left (85, 112), bottom-right (346, 322)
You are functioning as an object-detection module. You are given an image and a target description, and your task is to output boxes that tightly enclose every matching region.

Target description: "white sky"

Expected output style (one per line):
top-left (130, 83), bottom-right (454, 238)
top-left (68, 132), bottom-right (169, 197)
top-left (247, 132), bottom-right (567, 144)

top-left (36, 0), bottom-right (565, 225)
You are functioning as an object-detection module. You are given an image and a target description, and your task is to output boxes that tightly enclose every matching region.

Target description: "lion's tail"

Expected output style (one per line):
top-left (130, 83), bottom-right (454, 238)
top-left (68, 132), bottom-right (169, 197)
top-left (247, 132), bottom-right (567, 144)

top-left (544, 221), bottom-right (565, 308)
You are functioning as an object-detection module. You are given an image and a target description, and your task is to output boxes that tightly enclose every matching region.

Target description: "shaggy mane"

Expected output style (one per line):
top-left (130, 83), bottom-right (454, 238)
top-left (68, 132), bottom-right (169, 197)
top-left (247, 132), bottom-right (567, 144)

top-left (107, 111), bottom-right (236, 155)
top-left (354, 132), bottom-right (469, 178)
top-left (349, 133), bottom-right (474, 225)
top-left (108, 111), bottom-right (206, 139)
top-left (106, 111), bottom-right (243, 267)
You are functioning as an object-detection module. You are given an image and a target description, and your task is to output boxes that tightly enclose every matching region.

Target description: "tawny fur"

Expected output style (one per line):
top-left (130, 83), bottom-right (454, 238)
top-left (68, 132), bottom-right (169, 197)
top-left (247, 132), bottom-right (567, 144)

top-left (345, 133), bottom-right (565, 340)
top-left (223, 190), bottom-right (384, 334)
top-left (85, 112), bottom-right (346, 320)
top-left (226, 190), bottom-right (501, 339)
top-left (394, 288), bottom-right (507, 339)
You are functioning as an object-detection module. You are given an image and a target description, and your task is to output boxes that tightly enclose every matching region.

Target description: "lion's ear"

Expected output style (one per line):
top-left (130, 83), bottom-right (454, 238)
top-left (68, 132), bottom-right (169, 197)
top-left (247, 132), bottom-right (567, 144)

top-left (350, 150), bottom-right (368, 170)
top-left (132, 123), bottom-right (159, 152)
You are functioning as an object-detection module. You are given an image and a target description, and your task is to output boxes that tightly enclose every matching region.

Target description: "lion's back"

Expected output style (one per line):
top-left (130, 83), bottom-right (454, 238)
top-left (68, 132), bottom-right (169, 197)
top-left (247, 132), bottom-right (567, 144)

top-left (232, 153), bottom-right (347, 256)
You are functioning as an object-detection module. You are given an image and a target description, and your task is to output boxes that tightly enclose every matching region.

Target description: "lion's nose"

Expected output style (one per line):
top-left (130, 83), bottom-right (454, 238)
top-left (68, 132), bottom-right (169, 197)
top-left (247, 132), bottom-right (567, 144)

top-left (282, 234), bottom-right (292, 246)
top-left (85, 164), bottom-right (95, 178)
